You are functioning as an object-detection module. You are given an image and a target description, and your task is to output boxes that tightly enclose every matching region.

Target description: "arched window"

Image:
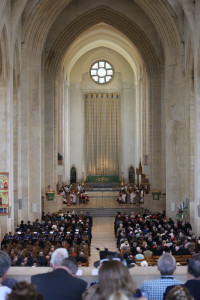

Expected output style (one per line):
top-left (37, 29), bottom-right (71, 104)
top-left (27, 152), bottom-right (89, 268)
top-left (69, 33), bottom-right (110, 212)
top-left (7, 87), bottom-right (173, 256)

top-left (128, 166), bottom-right (135, 183)
top-left (70, 167), bottom-right (77, 184)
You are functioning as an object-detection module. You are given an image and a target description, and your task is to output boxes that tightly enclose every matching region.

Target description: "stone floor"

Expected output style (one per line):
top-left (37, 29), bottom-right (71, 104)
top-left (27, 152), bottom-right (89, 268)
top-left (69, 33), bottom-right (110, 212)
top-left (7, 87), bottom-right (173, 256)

top-left (89, 217), bottom-right (118, 267)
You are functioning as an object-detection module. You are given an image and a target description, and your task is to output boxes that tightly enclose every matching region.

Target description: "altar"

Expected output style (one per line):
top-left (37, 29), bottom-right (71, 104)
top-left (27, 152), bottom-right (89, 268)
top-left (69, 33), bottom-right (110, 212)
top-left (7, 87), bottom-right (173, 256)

top-left (85, 175), bottom-right (120, 184)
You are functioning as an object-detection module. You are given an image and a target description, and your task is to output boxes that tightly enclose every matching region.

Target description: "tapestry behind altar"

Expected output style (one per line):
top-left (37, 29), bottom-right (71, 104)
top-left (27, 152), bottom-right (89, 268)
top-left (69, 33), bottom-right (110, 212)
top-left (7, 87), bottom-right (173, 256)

top-left (85, 93), bottom-right (119, 176)
top-left (0, 173), bottom-right (9, 215)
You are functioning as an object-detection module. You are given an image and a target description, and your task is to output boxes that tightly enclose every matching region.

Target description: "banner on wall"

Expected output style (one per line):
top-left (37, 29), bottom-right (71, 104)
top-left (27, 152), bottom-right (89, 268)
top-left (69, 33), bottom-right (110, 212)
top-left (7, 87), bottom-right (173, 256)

top-left (0, 173), bottom-right (9, 215)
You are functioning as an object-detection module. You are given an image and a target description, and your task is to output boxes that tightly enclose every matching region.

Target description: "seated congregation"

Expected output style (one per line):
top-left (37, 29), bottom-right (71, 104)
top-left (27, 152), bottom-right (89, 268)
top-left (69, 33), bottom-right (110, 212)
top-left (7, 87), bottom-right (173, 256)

top-left (1, 248), bottom-right (200, 300)
top-left (115, 210), bottom-right (199, 267)
top-left (1, 211), bottom-right (92, 267)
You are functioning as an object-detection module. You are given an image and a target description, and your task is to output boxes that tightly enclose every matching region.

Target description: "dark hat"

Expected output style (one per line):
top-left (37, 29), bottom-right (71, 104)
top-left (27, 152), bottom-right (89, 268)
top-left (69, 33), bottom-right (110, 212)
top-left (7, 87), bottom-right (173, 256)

top-left (93, 248), bottom-right (126, 268)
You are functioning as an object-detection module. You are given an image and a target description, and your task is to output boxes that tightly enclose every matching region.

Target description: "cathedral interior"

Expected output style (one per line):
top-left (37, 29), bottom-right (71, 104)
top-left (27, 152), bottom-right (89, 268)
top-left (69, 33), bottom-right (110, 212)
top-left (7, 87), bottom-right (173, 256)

top-left (0, 0), bottom-right (200, 246)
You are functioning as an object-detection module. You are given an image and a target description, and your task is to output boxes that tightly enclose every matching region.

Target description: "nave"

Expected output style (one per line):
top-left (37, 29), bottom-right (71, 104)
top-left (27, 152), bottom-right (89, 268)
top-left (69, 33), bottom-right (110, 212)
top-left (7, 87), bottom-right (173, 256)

top-left (60, 190), bottom-right (147, 266)
top-left (89, 217), bottom-right (118, 267)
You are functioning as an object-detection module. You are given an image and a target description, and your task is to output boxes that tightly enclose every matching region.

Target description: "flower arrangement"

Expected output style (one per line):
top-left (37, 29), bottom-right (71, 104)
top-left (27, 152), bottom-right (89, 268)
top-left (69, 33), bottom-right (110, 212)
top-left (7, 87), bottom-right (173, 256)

top-left (176, 202), bottom-right (187, 219)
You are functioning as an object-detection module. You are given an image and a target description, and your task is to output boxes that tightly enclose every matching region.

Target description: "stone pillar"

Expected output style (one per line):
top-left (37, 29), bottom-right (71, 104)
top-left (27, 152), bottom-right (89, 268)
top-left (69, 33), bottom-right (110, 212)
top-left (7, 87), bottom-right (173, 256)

top-left (192, 31), bottom-right (200, 234)
top-left (21, 48), bottom-right (42, 222)
top-left (70, 82), bottom-right (85, 182)
top-left (44, 70), bottom-right (57, 190)
top-left (0, 78), bottom-right (13, 235)
top-left (165, 56), bottom-right (190, 220)
top-left (148, 71), bottom-right (162, 190)
top-left (64, 82), bottom-right (71, 183)
top-left (121, 82), bottom-right (136, 181)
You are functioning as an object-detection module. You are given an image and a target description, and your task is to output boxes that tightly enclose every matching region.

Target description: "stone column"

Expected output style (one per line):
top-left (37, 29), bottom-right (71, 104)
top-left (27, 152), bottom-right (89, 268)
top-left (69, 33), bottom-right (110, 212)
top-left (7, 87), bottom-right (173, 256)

top-left (0, 77), bottom-right (13, 235)
top-left (69, 82), bottom-right (85, 182)
top-left (44, 69), bottom-right (57, 189)
top-left (64, 82), bottom-right (70, 183)
top-left (165, 56), bottom-right (190, 220)
top-left (148, 71), bottom-right (162, 190)
top-left (192, 37), bottom-right (200, 234)
top-left (21, 47), bottom-right (42, 222)
top-left (121, 82), bottom-right (136, 181)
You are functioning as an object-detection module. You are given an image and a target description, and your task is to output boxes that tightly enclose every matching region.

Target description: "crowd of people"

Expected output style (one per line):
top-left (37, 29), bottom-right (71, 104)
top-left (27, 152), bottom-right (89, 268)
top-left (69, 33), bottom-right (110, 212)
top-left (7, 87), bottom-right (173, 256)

top-left (1, 204), bottom-right (200, 300)
top-left (1, 211), bottom-right (92, 267)
top-left (59, 183), bottom-right (89, 205)
top-left (1, 247), bottom-right (200, 300)
top-left (116, 185), bottom-right (144, 205)
top-left (115, 210), bottom-right (200, 263)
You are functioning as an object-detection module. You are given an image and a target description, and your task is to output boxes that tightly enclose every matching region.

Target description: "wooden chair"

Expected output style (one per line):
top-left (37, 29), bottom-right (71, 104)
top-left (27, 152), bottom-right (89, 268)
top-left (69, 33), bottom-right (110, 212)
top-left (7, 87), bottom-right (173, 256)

top-left (121, 249), bottom-right (130, 256)
top-left (135, 258), bottom-right (145, 266)
top-left (147, 261), bottom-right (156, 266)
top-left (175, 257), bottom-right (185, 262)
top-left (144, 256), bottom-right (153, 259)
top-left (182, 254), bottom-right (192, 259)
top-left (80, 262), bottom-right (88, 267)
top-left (152, 255), bottom-right (160, 263)
top-left (145, 258), bottom-right (155, 263)
top-left (182, 254), bottom-right (193, 264)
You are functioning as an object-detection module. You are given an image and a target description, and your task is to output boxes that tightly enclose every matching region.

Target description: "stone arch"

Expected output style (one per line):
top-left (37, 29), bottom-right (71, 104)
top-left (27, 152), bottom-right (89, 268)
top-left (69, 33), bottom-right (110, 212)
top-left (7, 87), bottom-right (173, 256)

top-left (22, 0), bottom-right (186, 208)
top-left (45, 6), bottom-right (160, 75)
top-left (23, 0), bottom-right (181, 59)
top-left (13, 40), bottom-right (21, 227)
top-left (43, 7), bottom-right (162, 189)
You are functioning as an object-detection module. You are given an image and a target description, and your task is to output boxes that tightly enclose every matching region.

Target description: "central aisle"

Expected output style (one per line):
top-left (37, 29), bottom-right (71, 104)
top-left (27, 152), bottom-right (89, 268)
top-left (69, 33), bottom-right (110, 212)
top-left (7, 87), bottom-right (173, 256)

top-left (89, 217), bottom-right (119, 267)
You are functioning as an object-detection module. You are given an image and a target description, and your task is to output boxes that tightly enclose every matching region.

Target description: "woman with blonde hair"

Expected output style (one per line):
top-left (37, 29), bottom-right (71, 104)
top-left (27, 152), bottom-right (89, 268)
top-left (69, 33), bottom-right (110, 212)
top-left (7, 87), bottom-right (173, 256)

top-left (83, 260), bottom-right (146, 300)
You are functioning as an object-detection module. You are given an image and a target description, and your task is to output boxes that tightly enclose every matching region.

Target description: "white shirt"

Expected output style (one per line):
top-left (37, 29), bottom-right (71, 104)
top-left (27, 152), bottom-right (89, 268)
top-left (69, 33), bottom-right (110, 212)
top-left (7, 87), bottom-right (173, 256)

top-left (121, 194), bottom-right (126, 203)
top-left (0, 286), bottom-right (12, 300)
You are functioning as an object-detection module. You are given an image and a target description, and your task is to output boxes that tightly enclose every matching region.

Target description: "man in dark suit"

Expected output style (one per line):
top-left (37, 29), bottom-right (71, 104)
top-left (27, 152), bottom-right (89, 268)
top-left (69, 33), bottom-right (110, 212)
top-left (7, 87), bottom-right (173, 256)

top-left (164, 254), bottom-right (200, 300)
top-left (31, 248), bottom-right (87, 300)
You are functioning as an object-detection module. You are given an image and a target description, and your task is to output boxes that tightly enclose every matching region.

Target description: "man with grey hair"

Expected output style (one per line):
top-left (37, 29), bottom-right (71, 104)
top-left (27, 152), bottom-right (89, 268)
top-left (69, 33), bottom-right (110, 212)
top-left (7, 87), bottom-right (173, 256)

top-left (50, 247), bottom-right (69, 269)
top-left (164, 254), bottom-right (200, 300)
top-left (0, 250), bottom-right (12, 299)
top-left (31, 250), bottom-right (87, 300)
top-left (141, 253), bottom-right (182, 300)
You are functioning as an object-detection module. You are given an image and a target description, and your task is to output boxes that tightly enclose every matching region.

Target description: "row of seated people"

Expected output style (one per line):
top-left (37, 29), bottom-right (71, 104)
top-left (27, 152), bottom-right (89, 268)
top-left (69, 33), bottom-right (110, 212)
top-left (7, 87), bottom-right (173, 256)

top-left (121, 251), bottom-right (194, 268)
top-left (1, 211), bottom-right (92, 267)
top-left (116, 185), bottom-right (144, 205)
top-left (114, 210), bottom-right (200, 262)
top-left (59, 183), bottom-right (89, 205)
top-left (1, 248), bottom-right (200, 300)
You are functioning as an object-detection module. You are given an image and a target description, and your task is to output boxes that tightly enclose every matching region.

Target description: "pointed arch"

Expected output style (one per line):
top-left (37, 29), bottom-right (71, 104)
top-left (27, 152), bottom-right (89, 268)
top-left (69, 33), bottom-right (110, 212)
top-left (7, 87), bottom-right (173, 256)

top-left (70, 166), bottom-right (77, 184)
top-left (128, 166), bottom-right (135, 184)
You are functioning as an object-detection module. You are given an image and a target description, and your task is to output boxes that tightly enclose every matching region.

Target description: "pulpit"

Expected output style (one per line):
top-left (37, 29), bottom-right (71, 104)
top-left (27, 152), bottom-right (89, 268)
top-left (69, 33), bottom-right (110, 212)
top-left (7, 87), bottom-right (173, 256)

top-left (46, 192), bottom-right (54, 201)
